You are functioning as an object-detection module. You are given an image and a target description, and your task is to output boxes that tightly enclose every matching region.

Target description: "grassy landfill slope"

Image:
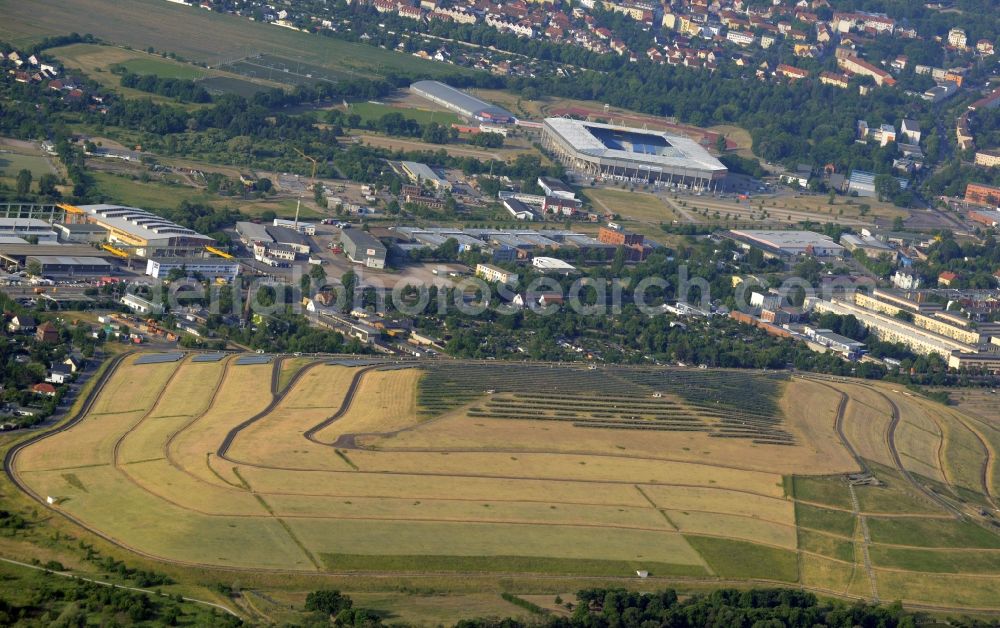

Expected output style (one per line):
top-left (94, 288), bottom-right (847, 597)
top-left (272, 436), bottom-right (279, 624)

top-left (11, 355), bottom-right (1000, 611)
top-left (0, 0), bottom-right (464, 77)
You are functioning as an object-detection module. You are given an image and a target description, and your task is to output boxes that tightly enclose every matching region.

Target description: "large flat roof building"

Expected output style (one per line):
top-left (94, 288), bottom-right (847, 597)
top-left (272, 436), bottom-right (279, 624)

top-left (966, 182), bottom-right (1000, 207)
top-left (810, 297), bottom-right (977, 358)
top-left (729, 230), bottom-right (845, 258)
top-left (0, 218), bottom-right (58, 243)
top-left (409, 81), bottom-right (515, 123)
top-left (236, 221), bottom-right (273, 246)
top-left (26, 255), bottom-right (112, 275)
top-left (400, 161), bottom-right (452, 191)
top-left (79, 204), bottom-right (213, 258)
top-left (541, 118), bottom-right (727, 188)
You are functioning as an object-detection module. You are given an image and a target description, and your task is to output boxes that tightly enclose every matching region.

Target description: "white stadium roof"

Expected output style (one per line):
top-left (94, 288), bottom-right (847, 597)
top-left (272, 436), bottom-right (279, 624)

top-left (543, 117), bottom-right (727, 175)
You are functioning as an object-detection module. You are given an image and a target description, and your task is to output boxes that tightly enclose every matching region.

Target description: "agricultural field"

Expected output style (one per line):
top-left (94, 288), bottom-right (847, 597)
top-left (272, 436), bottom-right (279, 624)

top-left (50, 43), bottom-right (284, 102)
top-left (11, 357), bottom-right (1000, 613)
top-left (0, 0), bottom-right (466, 78)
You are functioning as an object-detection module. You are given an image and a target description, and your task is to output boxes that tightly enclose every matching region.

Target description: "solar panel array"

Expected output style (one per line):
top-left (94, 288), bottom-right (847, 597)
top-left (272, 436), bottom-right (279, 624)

top-left (236, 354), bottom-right (272, 365)
top-left (134, 353), bottom-right (185, 365)
top-left (192, 353), bottom-right (226, 362)
top-left (327, 358), bottom-right (390, 367)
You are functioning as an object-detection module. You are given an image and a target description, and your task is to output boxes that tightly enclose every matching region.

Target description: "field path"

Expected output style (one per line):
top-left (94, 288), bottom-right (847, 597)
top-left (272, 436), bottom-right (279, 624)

top-left (877, 390), bottom-right (964, 519)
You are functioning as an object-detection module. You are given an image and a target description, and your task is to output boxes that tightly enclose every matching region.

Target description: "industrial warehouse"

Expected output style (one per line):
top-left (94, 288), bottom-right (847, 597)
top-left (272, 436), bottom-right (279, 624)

top-left (541, 118), bottom-right (728, 188)
top-left (0, 203), bottom-right (234, 280)
top-left (77, 204), bottom-right (215, 258)
top-left (409, 81), bottom-right (516, 123)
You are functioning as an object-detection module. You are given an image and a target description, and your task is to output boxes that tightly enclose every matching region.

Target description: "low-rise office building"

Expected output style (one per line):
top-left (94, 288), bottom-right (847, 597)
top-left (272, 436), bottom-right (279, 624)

top-left (340, 229), bottom-right (387, 269)
top-left (476, 263), bottom-right (517, 285)
top-left (121, 293), bottom-right (163, 316)
top-left (145, 257), bottom-right (240, 282)
top-left (272, 218), bottom-right (316, 236)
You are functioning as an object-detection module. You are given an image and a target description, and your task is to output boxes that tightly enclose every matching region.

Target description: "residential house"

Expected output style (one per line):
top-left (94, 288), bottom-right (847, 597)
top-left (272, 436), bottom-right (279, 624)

top-left (35, 321), bottom-right (59, 344)
top-left (891, 270), bottom-right (921, 290)
top-left (947, 28), bottom-right (967, 49)
top-left (46, 364), bottom-right (72, 384)
top-left (900, 119), bottom-right (921, 144)
top-left (938, 271), bottom-right (958, 286)
top-left (7, 315), bottom-right (36, 333)
top-left (63, 354), bottom-right (85, 373)
top-left (775, 64), bottom-right (810, 80)
top-left (32, 383), bottom-right (57, 397)
top-left (820, 71), bottom-right (850, 88)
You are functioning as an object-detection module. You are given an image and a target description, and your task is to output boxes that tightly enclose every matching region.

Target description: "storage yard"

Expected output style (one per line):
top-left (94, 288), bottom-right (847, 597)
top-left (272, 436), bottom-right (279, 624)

top-left (10, 353), bottom-right (1000, 610)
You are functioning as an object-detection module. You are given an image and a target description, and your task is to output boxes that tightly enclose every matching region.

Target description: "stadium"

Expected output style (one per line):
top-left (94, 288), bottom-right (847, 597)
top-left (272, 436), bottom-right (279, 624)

top-left (409, 80), bottom-right (516, 123)
top-left (541, 118), bottom-right (728, 189)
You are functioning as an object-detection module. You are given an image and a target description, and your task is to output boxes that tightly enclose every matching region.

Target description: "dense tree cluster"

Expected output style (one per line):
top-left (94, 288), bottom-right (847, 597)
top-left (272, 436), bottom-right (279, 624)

top-left (456, 588), bottom-right (920, 628)
top-left (117, 71), bottom-right (212, 103)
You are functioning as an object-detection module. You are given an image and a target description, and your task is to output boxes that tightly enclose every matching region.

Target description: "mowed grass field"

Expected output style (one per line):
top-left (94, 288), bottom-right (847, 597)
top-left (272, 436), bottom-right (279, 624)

top-left (346, 102), bottom-right (464, 128)
top-left (583, 187), bottom-right (678, 223)
top-left (0, 0), bottom-right (467, 78)
top-left (12, 358), bottom-right (1000, 611)
top-left (0, 138), bottom-right (58, 190)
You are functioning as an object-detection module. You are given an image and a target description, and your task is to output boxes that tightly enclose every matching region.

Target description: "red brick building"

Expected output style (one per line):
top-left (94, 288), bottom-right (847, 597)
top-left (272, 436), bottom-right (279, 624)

top-left (965, 182), bottom-right (1000, 207)
top-left (598, 226), bottom-right (644, 246)
top-left (598, 226), bottom-right (651, 261)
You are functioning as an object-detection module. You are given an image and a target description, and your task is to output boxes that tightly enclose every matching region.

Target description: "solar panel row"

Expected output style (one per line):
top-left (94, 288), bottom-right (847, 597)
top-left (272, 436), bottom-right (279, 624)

top-left (192, 353), bottom-right (226, 362)
top-left (235, 354), bottom-right (272, 365)
top-left (134, 353), bottom-right (185, 365)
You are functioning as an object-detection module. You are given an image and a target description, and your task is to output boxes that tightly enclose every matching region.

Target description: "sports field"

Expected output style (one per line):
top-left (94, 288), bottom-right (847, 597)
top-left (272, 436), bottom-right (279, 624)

top-left (11, 356), bottom-right (1000, 611)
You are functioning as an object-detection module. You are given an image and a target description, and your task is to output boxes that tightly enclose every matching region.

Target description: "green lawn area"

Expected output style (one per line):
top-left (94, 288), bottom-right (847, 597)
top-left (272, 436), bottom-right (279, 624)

top-left (92, 172), bottom-right (218, 210)
top-left (320, 554), bottom-right (709, 578)
top-left (117, 57), bottom-right (207, 80)
top-left (0, 152), bottom-right (55, 185)
top-left (798, 529), bottom-right (855, 562)
top-left (583, 187), bottom-right (679, 223)
top-left (869, 545), bottom-right (1000, 574)
top-left (795, 502), bottom-right (856, 537)
top-left (684, 536), bottom-right (799, 582)
top-left (790, 475), bottom-right (853, 510)
top-left (347, 102), bottom-right (464, 127)
top-left (868, 517), bottom-right (1000, 549)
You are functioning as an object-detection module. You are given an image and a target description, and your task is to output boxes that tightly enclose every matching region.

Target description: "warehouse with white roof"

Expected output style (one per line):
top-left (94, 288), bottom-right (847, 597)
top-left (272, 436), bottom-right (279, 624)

top-left (79, 204), bottom-right (214, 258)
top-left (409, 81), bottom-right (516, 123)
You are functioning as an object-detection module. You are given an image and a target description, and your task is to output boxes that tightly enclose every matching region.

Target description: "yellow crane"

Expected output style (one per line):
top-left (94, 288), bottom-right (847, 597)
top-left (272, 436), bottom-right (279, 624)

top-left (292, 147), bottom-right (319, 231)
top-left (101, 243), bottom-right (130, 259)
top-left (204, 245), bottom-right (234, 260)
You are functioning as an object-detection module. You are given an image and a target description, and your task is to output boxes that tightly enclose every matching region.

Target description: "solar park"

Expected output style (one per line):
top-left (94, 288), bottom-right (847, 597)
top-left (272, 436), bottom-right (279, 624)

top-left (10, 353), bottom-right (1000, 610)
